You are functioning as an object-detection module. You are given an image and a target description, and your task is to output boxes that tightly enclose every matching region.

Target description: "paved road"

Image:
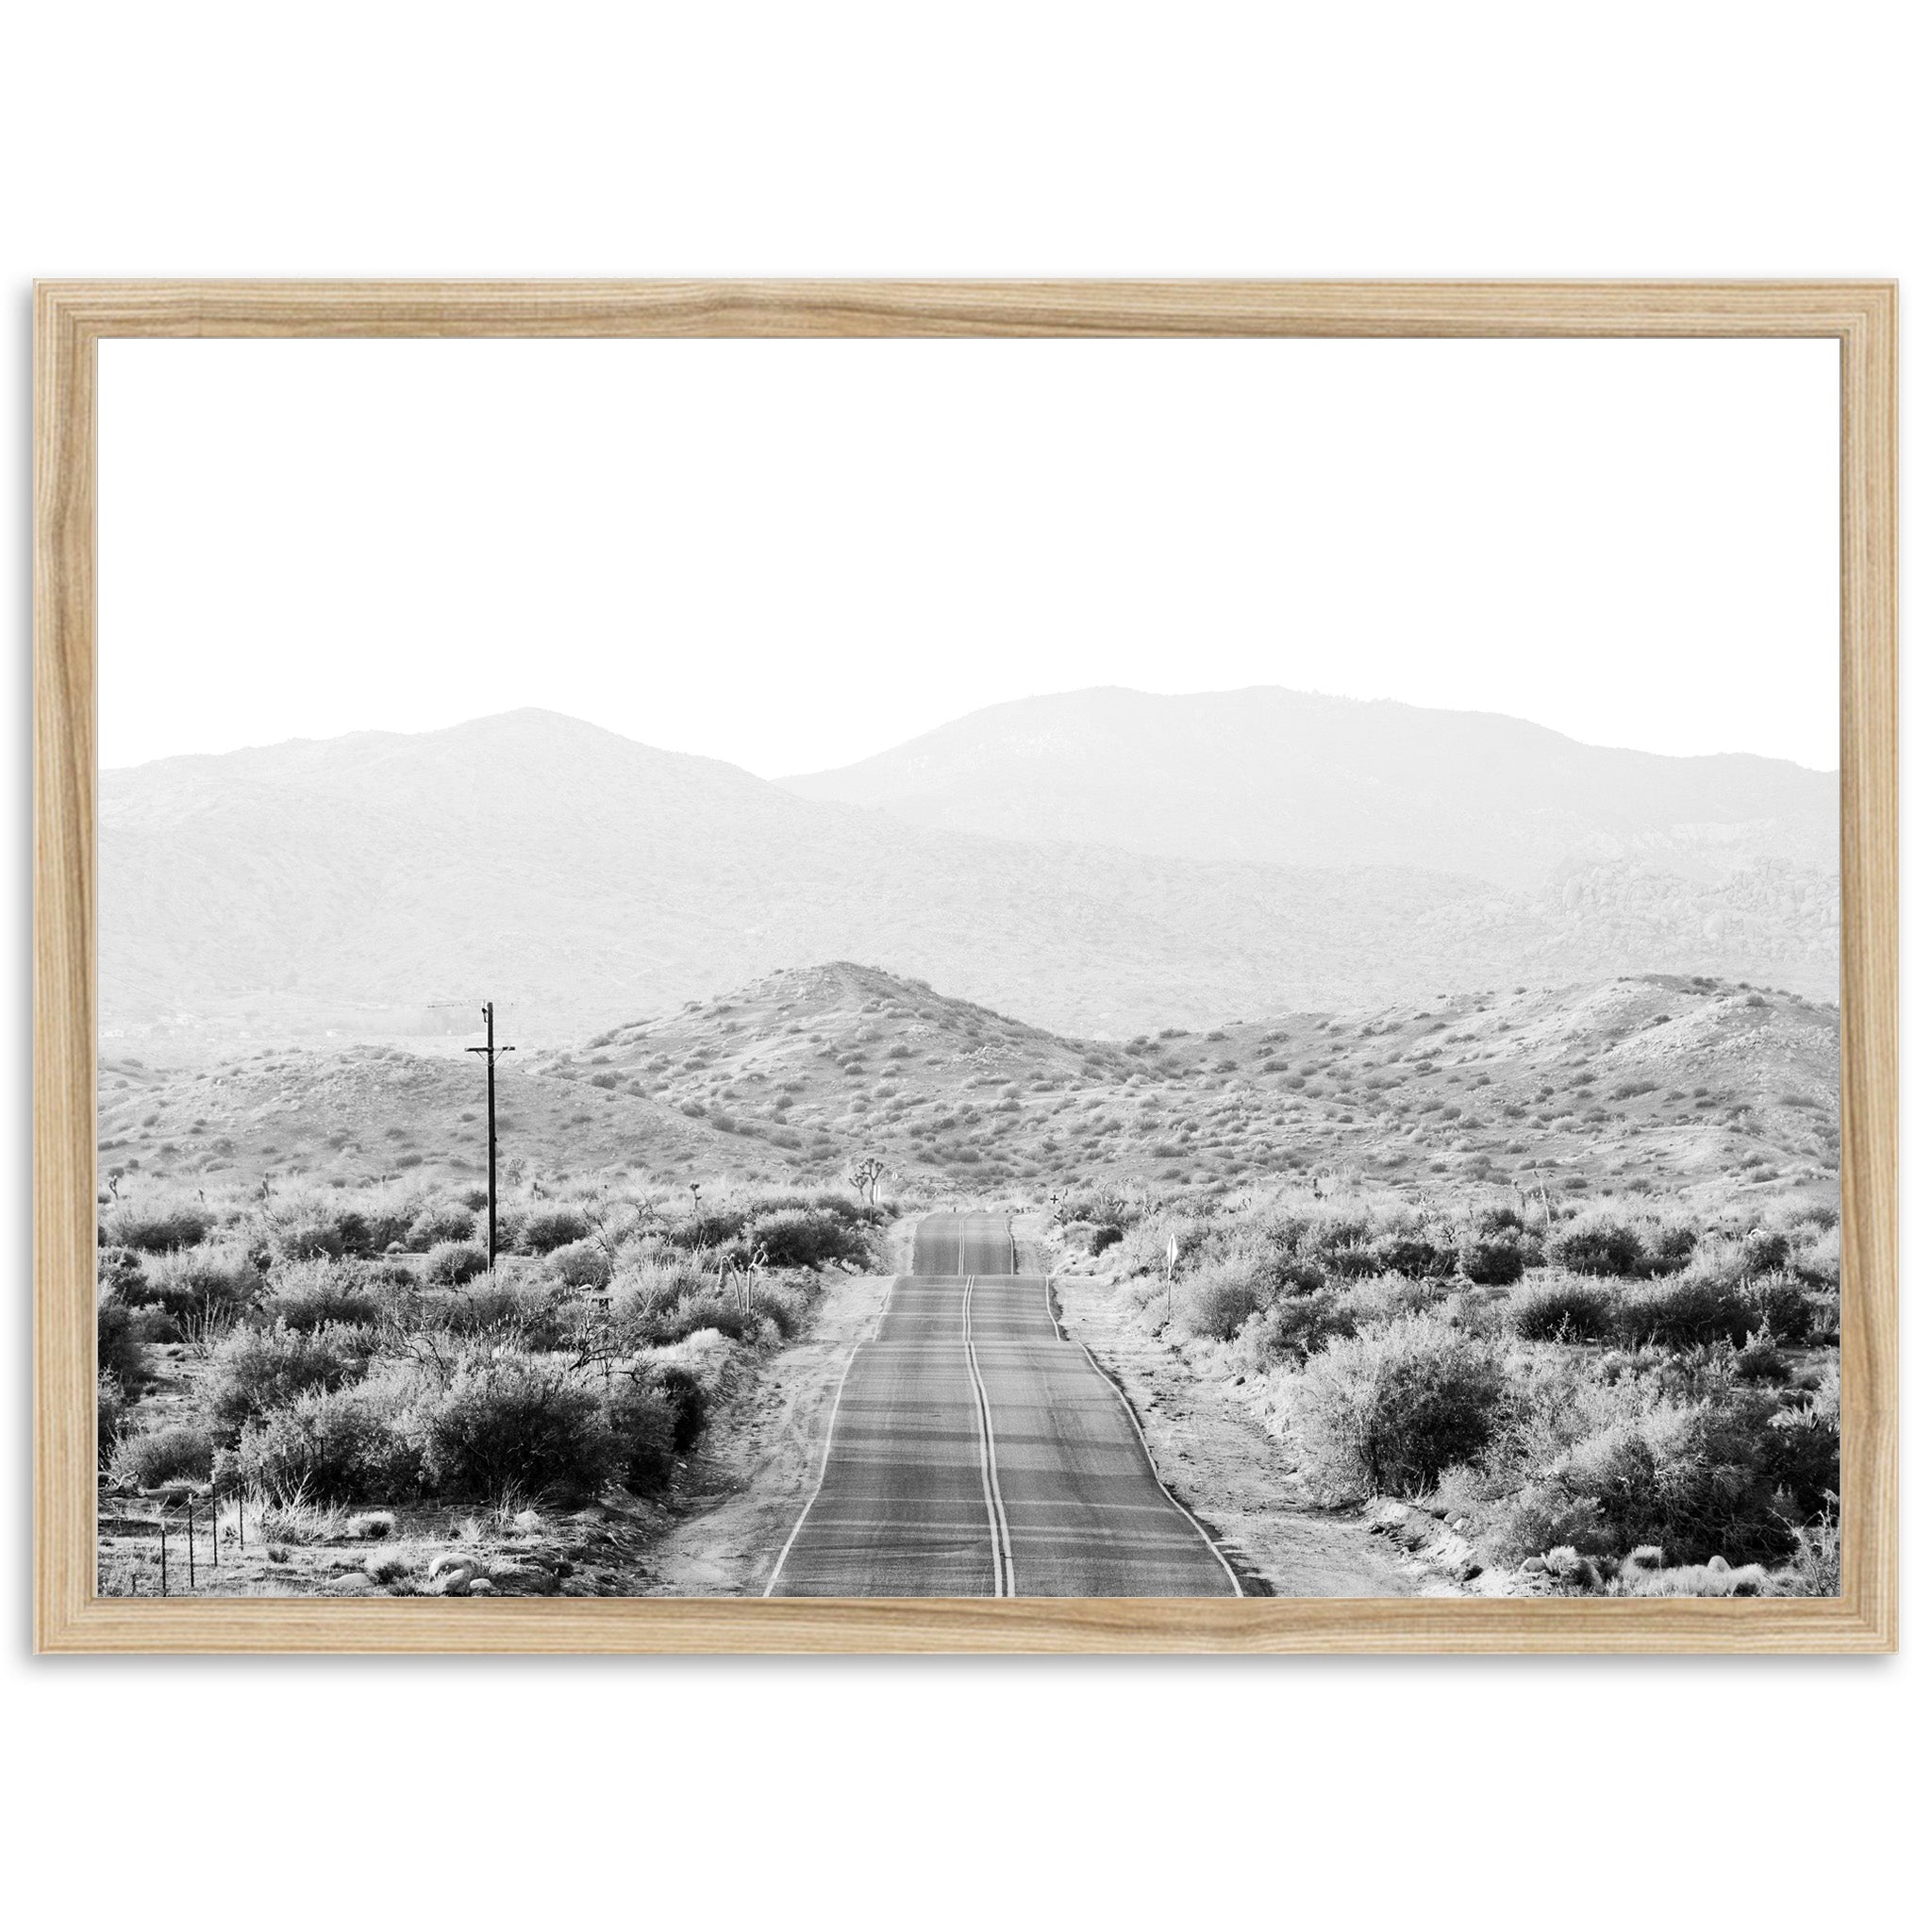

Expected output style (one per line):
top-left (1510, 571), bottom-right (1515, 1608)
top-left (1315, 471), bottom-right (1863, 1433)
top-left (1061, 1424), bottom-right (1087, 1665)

top-left (765, 1211), bottom-right (1241, 1597)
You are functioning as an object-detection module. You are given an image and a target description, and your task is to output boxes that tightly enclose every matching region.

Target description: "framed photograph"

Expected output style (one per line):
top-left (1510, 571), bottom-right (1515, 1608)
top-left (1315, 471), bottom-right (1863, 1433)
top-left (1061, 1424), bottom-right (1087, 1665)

top-left (34, 280), bottom-right (1895, 1653)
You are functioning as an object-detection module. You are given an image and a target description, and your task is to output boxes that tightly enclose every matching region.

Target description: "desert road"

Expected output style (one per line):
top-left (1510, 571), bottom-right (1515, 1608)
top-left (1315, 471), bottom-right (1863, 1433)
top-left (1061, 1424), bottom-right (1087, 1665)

top-left (765, 1212), bottom-right (1241, 1596)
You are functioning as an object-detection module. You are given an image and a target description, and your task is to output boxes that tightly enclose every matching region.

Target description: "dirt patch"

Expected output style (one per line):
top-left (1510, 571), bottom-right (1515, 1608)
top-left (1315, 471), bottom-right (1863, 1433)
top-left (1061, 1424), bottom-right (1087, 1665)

top-left (1034, 1220), bottom-right (1430, 1598)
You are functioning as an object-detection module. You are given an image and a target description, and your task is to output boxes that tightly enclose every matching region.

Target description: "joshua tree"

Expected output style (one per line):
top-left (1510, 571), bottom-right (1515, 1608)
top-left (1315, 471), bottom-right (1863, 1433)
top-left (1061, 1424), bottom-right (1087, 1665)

top-left (847, 1155), bottom-right (888, 1208)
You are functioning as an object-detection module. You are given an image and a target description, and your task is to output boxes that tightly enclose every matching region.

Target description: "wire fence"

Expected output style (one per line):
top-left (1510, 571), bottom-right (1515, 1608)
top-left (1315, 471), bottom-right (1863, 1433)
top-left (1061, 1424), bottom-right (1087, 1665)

top-left (103, 1481), bottom-right (254, 1596)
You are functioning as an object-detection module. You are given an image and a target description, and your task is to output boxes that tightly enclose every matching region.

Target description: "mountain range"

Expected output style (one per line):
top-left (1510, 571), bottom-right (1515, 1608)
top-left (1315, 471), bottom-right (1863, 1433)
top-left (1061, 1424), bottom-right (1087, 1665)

top-left (780, 687), bottom-right (1837, 888)
top-left (99, 692), bottom-right (1839, 1051)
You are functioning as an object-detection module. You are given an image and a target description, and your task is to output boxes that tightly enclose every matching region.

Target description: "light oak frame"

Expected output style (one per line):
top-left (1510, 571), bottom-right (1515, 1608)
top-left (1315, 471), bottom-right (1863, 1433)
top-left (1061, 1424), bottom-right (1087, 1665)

top-left (34, 281), bottom-right (1898, 1654)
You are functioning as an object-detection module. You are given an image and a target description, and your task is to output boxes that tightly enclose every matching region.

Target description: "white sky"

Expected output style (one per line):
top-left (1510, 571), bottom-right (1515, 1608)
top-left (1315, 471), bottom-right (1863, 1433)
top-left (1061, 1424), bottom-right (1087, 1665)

top-left (100, 336), bottom-right (1840, 774)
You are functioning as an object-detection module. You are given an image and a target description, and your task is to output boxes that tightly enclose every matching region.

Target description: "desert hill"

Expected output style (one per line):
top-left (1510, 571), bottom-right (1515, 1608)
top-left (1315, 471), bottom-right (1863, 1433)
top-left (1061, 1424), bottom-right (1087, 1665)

top-left (103, 963), bottom-right (1840, 1211)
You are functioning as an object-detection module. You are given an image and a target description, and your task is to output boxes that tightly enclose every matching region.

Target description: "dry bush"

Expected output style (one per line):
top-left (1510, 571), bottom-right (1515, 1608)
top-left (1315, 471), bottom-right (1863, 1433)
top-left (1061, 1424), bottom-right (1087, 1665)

top-left (101, 1194), bottom-right (216, 1254)
top-left (1457, 1232), bottom-right (1526, 1287)
top-left (202, 1321), bottom-right (376, 1433)
top-left (96, 1373), bottom-right (127, 1467)
top-left (546, 1237), bottom-right (613, 1290)
top-left (604, 1373), bottom-right (678, 1491)
top-left (110, 1420), bottom-right (217, 1489)
top-left (261, 1257), bottom-right (388, 1331)
top-left (128, 1241), bottom-right (263, 1327)
top-left (96, 1291), bottom-right (150, 1391)
top-left (425, 1240), bottom-right (489, 1287)
top-left (1288, 1315), bottom-right (1504, 1498)
top-left (1547, 1212), bottom-right (1646, 1277)
top-left (1511, 1277), bottom-right (1617, 1342)
top-left (1174, 1252), bottom-right (1272, 1341)
top-left (520, 1205), bottom-right (594, 1254)
top-left (408, 1203), bottom-right (477, 1248)
top-left (239, 1385), bottom-right (420, 1503)
top-left (411, 1354), bottom-right (613, 1501)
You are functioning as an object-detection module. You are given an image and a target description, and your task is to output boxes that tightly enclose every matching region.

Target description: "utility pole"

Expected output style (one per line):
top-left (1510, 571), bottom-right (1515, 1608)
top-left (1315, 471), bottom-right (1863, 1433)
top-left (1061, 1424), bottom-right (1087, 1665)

top-left (465, 1001), bottom-right (516, 1269)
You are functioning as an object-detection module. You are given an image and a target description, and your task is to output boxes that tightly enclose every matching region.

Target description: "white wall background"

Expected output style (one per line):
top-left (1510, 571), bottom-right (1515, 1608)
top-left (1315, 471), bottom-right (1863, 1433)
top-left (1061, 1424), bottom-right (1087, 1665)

top-left (99, 335), bottom-right (1840, 773)
top-left (4, 6), bottom-right (1918, 1929)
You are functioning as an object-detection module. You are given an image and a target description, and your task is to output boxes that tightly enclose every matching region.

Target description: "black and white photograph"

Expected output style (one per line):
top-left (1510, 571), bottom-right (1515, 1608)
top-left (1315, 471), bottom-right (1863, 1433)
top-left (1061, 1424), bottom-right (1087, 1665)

top-left (91, 335), bottom-right (1845, 1605)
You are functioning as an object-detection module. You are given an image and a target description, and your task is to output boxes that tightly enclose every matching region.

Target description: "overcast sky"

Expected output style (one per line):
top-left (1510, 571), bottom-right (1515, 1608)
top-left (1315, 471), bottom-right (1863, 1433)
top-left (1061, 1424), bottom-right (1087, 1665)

top-left (100, 335), bottom-right (1840, 774)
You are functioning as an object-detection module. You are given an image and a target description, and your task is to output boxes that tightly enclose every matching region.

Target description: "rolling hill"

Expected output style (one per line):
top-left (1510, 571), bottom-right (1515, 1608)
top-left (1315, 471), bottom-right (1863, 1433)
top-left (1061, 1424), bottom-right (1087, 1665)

top-left (102, 962), bottom-right (1841, 1212)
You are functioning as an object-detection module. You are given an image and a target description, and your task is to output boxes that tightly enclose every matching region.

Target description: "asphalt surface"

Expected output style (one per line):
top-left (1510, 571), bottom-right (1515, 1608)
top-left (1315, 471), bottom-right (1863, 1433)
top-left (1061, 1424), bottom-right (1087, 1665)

top-left (765, 1212), bottom-right (1241, 1597)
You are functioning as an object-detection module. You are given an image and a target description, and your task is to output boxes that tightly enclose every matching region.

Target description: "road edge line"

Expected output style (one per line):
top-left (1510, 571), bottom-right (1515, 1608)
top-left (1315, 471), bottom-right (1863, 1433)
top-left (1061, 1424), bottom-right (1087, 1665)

top-left (1074, 1341), bottom-right (1245, 1598)
top-left (760, 1292), bottom-right (878, 1599)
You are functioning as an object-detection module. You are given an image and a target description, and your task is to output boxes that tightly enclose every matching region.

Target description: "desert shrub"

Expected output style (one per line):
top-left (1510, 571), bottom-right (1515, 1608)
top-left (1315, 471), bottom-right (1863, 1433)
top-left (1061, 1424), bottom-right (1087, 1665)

top-left (750, 1280), bottom-right (810, 1339)
top-left (425, 1240), bottom-right (489, 1287)
top-left (97, 1373), bottom-right (127, 1466)
top-left (1790, 1221), bottom-right (1840, 1289)
top-left (1375, 1233), bottom-right (1455, 1279)
top-left (1174, 1256), bottom-right (1270, 1341)
top-left (1457, 1233), bottom-right (1526, 1287)
top-left (1616, 1275), bottom-right (1756, 1349)
top-left (1248, 1290), bottom-right (1356, 1365)
top-left (1643, 1221), bottom-right (1699, 1274)
top-left (412, 1357), bottom-right (613, 1501)
top-left (1334, 1271), bottom-right (1453, 1326)
top-left (110, 1420), bottom-right (216, 1489)
top-left (743, 1208), bottom-right (865, 1269)
top-left (1290, 1316), bottom-right (1504, 1498)
top-left (408, 1203), bottom-right (476, 1248)
top-left (262, 1257), bottom-right (387, 1330)
top-left (423, 1281), bottom-right (574, 1349)
top-left (263, 1212), bottom-right (350, 1263)
top-left (649, 1363), bottom-right (710, 1451)
top-left (131, 1241), bottom-right (263, 1325)
top-left (520, 1205), bottom-right (593, 1254)
top-left (1740, 1227), bottom-right (1792, 1273)
top-left (1089, 1224), bottom-right (1124, 1256)
top-left (1780, 1510), bottom-right (1840, 1596)
top-left (96, 1293), bottom-right (149, 1391)
top-left (354, 1199), bottom-right (420, 1255)
top-left (670, 1208), bottom-right (746, 1251)
top-left (97, 1244), bottom-right (147, 1297)
top-left (1512, 1278), bottom-right (1616, 1342)
top-left (1304, 1214), bottom-right (1374, 1265)
top-left (658, 1296), bottom-right (756, 1344)
top-left (1733, 1329), bottom-right (1791, 1384)
top-left (603, 1374), bottom-right (678, 1491)
top-left (1548, 1213), bottom-right (1645, 1277)
top-left (1741, 1273), bottom-right (1813, 1344)
top-left (1323, 1242), bottom-right (1384, 1280)
top-left (239, 1386), bottom-right (419, 1503)
top-left (201, 1321), bottom-right (375, 1432)
top-left (547, 1237), bottom-right (613, 1290)
top-left (102, 1196), bottom-right (216, 1254)
top-left (1487, 1391), bottom-right (1837, 1570)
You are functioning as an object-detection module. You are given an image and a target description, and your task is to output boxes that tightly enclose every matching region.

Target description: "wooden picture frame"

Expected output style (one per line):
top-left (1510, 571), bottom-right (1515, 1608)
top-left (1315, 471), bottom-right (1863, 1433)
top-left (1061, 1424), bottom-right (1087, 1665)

top-left (34, 280), bottom-right (1897, 1654)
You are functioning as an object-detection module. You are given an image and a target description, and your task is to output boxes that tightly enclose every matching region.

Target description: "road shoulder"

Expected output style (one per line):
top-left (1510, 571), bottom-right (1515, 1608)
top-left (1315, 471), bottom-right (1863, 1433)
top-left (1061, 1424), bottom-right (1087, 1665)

top-left (637, 1221), bottom-right (910, 1596)
top-left (1036, 1221), bottom-right (1429, 1598)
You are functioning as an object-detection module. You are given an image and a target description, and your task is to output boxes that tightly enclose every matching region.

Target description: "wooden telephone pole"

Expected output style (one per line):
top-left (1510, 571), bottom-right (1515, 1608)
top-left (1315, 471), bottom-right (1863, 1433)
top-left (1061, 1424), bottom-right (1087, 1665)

top-left (465, 1002), bottom-right (515, 1267)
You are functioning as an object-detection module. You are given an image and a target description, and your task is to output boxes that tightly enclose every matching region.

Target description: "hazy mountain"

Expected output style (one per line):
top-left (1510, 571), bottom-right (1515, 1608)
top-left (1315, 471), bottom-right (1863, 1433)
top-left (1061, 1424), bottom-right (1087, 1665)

top-left (100, 707), bottom-right (1839, 1052)
top-left (779, 687), bottom-right (1838, 888)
